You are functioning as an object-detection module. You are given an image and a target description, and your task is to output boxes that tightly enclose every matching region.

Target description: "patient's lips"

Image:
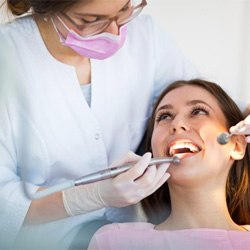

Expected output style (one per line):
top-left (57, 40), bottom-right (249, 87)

top-left (167, 140), bottom-right (201, 159)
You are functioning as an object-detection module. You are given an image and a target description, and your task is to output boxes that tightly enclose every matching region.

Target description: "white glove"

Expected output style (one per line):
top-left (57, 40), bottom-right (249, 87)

top-left (230, 114), bottom-right (250, 143)
top-left (62, 151), bottom-right (170, 216)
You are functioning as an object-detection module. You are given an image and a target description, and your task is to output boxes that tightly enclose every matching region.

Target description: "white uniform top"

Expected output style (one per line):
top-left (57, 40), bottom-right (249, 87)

top-left (0, 15), bottom-right (197, 248)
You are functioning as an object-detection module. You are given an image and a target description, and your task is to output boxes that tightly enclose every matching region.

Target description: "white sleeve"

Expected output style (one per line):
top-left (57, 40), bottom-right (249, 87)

top-left (0, 41), bottom-right (38, 247)
top-left (0, 102), bottom-right (38, 245)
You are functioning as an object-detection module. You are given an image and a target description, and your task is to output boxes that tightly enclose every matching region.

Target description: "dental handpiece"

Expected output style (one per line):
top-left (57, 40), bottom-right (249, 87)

top-left (74, 156), bottom-right (180, 186)
top-left (28, 156), bottom-right (180, 200)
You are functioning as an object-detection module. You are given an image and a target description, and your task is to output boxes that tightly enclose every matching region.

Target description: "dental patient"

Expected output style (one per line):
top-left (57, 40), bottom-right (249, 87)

top-left (88, 79), bottom-right (250, 249)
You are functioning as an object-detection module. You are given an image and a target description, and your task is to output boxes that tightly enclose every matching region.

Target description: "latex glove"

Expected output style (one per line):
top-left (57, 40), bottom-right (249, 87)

top-left (62, 152), bottom-right (170, 216)
top-left (99, 152), bottom-right (170, 207)
top-left (229, 114), bottom-right (250, 143)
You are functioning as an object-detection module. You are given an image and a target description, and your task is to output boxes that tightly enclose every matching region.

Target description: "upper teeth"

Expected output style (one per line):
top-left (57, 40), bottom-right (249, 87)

top-left (169, 142), bottom-right (199, 156)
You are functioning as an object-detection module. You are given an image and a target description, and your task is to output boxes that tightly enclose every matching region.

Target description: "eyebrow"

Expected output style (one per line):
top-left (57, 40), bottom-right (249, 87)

top-left (73, 0), bottom-right (131, 17)
top-left (156, 99), bottom-right (213, 113)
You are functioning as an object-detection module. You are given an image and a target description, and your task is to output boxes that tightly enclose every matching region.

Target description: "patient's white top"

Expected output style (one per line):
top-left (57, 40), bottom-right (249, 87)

top-left (0, 15), bottom-right (197, 248)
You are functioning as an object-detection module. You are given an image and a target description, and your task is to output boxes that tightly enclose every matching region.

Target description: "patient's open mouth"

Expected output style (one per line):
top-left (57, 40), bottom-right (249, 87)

top-left (168, 141), bottom-right (201, 158)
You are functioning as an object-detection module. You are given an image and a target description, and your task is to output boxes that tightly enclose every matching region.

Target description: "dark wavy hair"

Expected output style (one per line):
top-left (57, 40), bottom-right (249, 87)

top-left (141, 79), bottom-right (250, 225)
top-left (4, 0), bottom-right (89, 16)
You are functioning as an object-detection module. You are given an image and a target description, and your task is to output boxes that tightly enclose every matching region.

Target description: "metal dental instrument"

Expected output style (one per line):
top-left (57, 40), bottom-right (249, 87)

top-left (217, 120), bottom-right (249, 145)
top-left (28, 156), bottom-right (180, 200)
top-left (74, 156), bottom-right (180, 186)
top-left (217, 132), bottom-right (232, 145)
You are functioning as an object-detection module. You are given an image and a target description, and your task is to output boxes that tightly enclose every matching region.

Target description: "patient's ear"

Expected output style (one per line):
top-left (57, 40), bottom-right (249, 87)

top-left (230, 135), bottom-right (247, 160)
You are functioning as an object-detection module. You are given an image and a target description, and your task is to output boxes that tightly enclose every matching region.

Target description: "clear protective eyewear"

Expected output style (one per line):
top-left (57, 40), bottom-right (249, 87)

top-left (59, 0), bottom-right (147, 37)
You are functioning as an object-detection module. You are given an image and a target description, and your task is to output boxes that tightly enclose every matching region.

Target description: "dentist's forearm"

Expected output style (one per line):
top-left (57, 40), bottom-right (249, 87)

top-left (23, 188), bottom-right (68, 225)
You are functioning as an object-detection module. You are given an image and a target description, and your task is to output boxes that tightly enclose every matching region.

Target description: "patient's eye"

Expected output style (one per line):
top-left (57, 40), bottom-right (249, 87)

top-left (155, 111), bottom-right (173, 122)
top-left (191, 105), bottom-right (209, 116)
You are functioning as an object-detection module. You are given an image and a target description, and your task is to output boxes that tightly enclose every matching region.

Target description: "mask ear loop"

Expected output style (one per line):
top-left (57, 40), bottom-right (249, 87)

top-left (50, 15), bottom-right (68, 42)
top-left (55, 15), bottom-right (71, 32)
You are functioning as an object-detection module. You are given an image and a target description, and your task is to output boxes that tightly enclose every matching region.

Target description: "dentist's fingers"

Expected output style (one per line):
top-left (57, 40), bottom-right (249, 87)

top-left (230, 115), bottom-right (250, 135)
top-left (245, 115), bottom-right (250, 124)
top-left (134, 164), bottom-right (157, 184)
top-left (136, 163), bottom-right (170, 193)
top-left (117, 152), bottom-right (152, 181)
top-left (230, 121), bottom-right (245, 134)
top-left (135, 162), bottom-right (169, 187)
top-left (110, 151), bottom-right (141, 167)
top-left (147, 171), bottom-right (171, 196)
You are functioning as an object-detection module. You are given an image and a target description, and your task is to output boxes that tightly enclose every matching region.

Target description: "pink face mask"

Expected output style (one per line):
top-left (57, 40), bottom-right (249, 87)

top-left (51, 16), bottom-right (128, 60)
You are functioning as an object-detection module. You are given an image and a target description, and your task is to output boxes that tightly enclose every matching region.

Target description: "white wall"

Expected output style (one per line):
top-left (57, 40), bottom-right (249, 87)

top-left (242, 0), bottom-right (250, 105)
top-left (1, 0), bottom-right (249, 108)
top-left (145, 0), bottom-right (249, 109)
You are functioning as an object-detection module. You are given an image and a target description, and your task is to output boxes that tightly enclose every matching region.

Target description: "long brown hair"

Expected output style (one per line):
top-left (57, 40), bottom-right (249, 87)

top-left (5, 0), bottom-right (85, 16)
top-left (141, 79), bottom-right (250, 225)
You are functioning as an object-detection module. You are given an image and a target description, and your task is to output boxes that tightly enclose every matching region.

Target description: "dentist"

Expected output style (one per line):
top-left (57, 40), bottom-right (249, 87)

top-left (0, 0), bottom-right (197, 248)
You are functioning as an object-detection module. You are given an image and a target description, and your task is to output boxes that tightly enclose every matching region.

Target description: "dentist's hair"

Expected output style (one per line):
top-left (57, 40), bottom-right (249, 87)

top-left (141, 79), bottom-right (250, 225)
top-left (5, 0), bottom-right (89, 16)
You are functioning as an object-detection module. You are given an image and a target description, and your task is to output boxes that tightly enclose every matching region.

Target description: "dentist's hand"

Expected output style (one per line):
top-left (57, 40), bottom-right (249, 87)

top-left (62, 152), bottom-right (170, 216)
top-left (99, 152), bottom-right (170, 207)
top-left (230, 115), bottom-right (250, 143)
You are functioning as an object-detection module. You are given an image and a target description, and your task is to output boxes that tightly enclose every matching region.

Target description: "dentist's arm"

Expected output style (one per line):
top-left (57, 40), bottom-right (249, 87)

top-left (62, 152), bottom-right (170, 216)
top-left (24, 188), bottom-right (67, 225)
top-left (24, 152), bottom-right (170, 224)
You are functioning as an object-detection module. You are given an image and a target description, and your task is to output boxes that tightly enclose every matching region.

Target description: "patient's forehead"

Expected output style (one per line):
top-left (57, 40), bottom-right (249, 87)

top-left (158, 85), bottom-right (219, 107)
top-left (157, 85), bottom-right (227, 122)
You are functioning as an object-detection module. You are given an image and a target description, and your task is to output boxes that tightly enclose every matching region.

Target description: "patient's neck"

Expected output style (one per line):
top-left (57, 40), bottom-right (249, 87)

top-left (155, 184), bottom-right (241, 231)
